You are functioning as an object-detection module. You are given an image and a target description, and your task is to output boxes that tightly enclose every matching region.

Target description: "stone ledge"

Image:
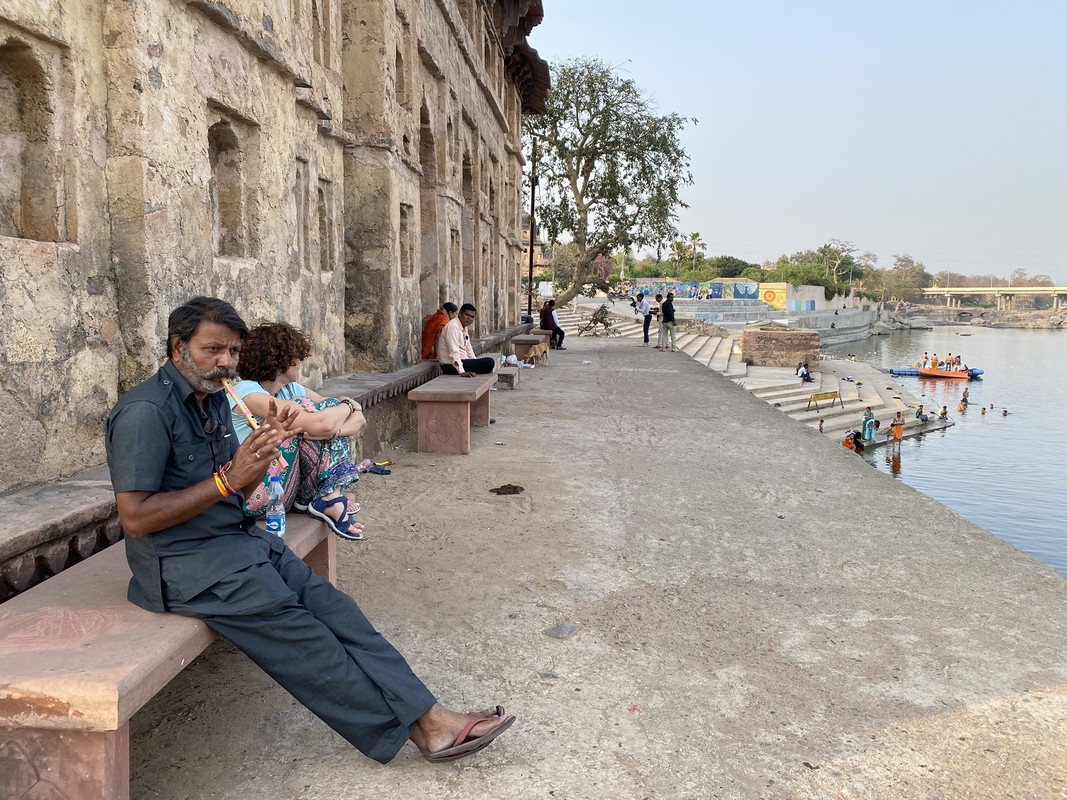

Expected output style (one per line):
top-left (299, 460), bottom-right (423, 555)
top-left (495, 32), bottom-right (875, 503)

top-left (318, 322), bottom-right (531, 407)
top-left (0, 467), bottom-right (120, 602)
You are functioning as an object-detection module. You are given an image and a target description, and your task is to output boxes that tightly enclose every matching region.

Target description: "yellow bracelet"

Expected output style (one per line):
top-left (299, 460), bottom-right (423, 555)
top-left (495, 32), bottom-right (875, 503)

top-left (213, 472), bottom-right (230, 498)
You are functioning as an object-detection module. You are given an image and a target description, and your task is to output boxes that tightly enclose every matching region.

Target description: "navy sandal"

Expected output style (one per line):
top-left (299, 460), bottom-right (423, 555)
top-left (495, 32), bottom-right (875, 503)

top-left (309, 496), bottom-right (365, 540)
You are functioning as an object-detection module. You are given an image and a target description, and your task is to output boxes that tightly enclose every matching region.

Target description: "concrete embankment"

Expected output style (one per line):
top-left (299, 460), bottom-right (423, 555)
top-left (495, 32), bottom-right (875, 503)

top-left (130, 332), bottom-right (1067, 800)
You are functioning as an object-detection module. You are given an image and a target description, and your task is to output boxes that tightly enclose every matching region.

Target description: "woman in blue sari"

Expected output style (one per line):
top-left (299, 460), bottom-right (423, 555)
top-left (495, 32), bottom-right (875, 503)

top-left (861, 407), bottom-right (876, 441)
top-left (229, 323), bottom-right (365, 540)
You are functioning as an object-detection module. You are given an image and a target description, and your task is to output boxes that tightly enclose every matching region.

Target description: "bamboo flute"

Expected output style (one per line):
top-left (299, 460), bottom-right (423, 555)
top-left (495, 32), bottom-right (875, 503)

top-left (221, 378), bottom-right (289, 469)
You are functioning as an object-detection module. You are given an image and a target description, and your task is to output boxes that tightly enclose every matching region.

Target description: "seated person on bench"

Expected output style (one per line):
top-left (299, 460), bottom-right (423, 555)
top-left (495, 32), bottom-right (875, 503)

top-left (227, 322), bottom-right (365, 540)
top-left (539, 299), bottom-right (566, 350)
top-left (436, 303), bottom-right (496, 377)
top-left (421, 302), bottom-right (458, 360)
top-left (105, 296), bottom-right (514, 765)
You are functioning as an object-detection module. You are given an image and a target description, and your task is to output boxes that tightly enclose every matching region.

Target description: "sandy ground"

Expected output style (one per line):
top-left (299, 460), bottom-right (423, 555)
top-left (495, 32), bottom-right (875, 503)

top-left (130, 336), bottom-right (1067, 800)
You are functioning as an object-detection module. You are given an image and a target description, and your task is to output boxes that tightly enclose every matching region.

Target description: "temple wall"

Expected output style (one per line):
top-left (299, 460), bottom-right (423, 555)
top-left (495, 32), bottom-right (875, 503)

top-left (0, 2), bottom-right (115, 494)
top-left (0, 0), bottom-right (542, 493)
top-left (342, 0), bottom-right (527, 371)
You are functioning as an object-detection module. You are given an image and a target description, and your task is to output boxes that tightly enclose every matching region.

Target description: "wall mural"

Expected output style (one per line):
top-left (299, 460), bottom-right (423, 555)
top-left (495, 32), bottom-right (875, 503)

top-left (632, 280), bottom-right (787, 308)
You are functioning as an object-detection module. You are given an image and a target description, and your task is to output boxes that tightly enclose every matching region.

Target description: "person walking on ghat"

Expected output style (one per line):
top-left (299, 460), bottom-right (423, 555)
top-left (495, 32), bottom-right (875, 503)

top-left (105, 296), bottom-right (515, 765)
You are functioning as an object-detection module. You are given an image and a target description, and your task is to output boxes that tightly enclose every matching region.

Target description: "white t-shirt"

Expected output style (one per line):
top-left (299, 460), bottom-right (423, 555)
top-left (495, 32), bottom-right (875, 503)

top-left (635, 299), bottom-right (651, 316)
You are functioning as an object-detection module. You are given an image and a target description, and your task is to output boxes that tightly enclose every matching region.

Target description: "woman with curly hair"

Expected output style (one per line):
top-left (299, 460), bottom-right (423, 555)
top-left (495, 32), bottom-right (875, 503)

top-left (228, 322), bottom-right (366, 539)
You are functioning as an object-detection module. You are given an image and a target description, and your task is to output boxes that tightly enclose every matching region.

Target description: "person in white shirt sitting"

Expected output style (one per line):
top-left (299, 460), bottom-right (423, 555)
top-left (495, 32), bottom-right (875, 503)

top-left (436, 303), bottom-right (496, 376)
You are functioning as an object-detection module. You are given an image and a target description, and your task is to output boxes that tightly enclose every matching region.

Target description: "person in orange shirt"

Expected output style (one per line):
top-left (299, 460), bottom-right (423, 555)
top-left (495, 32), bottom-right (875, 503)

top-left (421, 302), bottom-right (457, 360)
top-left (891, 411), bottom-right (905, 450)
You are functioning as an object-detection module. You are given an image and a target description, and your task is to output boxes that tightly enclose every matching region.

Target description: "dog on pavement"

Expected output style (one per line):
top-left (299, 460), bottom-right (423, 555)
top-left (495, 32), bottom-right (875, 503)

top-left (522, 342), bottom-right (549, 366)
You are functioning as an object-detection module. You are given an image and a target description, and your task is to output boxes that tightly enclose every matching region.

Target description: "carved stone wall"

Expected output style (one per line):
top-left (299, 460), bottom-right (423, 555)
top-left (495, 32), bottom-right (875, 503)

top-left (342, 0), bottom-right (537, 371)
top-left (0, 0), bottom-right (546, 493)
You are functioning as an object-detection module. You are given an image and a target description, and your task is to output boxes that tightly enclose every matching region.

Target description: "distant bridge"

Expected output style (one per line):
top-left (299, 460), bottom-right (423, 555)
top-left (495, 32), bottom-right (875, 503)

top-left (921, 286), bottom-right (1067, 310)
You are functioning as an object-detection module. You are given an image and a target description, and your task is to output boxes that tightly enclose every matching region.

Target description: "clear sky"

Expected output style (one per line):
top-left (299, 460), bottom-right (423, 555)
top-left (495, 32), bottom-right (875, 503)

top-left (527, 1), bottom-right (1067, 283)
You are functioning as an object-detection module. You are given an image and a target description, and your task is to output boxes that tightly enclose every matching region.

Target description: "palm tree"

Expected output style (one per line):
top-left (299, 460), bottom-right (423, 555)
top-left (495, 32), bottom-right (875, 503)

top-left (669, 239), bottom-right (689, 276)
top-left (686, 231), bottom-right (706, 265)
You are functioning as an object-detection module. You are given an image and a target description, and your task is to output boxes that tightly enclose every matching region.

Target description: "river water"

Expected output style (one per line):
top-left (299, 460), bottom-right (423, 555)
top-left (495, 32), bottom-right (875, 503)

top-left (824, 326), bottom-right (1067, 578)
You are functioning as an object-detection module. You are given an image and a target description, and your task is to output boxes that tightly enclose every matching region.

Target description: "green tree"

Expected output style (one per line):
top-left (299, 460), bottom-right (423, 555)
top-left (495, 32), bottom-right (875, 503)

top-left (668, 239), bottom-right (691, 276)
top-left (629, 255), bottom-right (668, 278)
top-left (612, 248), bottom-right (636, 281)
top-left (876, 254), bottom-right (932, 303)
top-left (932, 270), bottom-right (971, 287)
top-left (524, 58), bottom-right (695, 304)
top-left (823, 239), bottom-right (857, 283)
top-left (707, 255), bottom-right (758, 278)
top-left (686, 232), bottom-right (706, 265)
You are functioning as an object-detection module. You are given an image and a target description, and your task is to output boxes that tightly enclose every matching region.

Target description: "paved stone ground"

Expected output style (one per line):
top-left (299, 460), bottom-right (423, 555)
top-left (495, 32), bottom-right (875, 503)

top-left (129, 330), bottom-right (1067, 800)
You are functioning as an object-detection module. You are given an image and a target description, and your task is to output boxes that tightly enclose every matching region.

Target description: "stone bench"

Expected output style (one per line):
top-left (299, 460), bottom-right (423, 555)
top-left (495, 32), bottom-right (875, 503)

top-left (529, 328), bottom-right (553, 347)
top-left (407, 373), bottom-right (498, 454)
top-left (511, 334), bottom-right (548, 364)
top-left (0, 514), bottom-right (334, 800)
top-left (495, 366), bottom-right (520, 389)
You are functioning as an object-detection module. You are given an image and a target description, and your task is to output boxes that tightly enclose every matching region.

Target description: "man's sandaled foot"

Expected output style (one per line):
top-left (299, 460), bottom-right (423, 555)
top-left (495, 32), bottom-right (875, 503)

top-left (424, 713), bottom-right (515, 763)
top-left (469, 705), bottom-right (505, 720)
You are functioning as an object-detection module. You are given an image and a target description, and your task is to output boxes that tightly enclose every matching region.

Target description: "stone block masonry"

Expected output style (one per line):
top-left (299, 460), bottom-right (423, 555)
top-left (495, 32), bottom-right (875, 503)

top-left (0, 0), bottom-right (549, 494)
top-left (741, 327), bottom-right (821, 368)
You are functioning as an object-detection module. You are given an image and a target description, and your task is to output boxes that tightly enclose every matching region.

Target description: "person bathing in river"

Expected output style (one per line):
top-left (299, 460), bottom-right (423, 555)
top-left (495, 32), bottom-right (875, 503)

top-left (939, 406), bottom-right (949, 421)
top-left (861, 407), bottom-right (876, 441)
top-left (891, 411), bottom-right (905, 450)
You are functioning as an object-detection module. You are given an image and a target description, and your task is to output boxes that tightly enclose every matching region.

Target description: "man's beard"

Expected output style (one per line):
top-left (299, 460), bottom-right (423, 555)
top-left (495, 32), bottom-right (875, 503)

top-left (179, 343), bottom-right (238, 394)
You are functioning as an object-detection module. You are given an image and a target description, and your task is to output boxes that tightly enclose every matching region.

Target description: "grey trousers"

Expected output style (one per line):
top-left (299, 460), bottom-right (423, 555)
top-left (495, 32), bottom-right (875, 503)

top-left (165, 543), bottom-right (437, 763)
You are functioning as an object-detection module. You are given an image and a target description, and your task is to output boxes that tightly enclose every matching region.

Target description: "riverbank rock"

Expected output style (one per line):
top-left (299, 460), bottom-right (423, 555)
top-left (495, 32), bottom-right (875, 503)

top-left (904, 316), bottom-right (934, 329)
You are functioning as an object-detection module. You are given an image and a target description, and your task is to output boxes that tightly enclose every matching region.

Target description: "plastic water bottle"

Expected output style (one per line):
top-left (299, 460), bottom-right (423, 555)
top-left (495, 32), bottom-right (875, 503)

top-left (265, 476), bottom-right (286, 537)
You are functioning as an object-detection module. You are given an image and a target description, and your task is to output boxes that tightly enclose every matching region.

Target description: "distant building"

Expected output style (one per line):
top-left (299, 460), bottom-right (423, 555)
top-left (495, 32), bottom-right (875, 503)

top-left (521, 213), bottom-right (552, 277)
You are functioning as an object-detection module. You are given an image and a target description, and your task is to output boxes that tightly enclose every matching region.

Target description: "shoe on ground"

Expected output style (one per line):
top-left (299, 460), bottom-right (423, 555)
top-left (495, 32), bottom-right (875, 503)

top-left (654, 346), bottom-right (662, 350)
top-left (489, 418), bottom-right (496, 424)
top-left (556, 346), bottom-right (567, 350)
